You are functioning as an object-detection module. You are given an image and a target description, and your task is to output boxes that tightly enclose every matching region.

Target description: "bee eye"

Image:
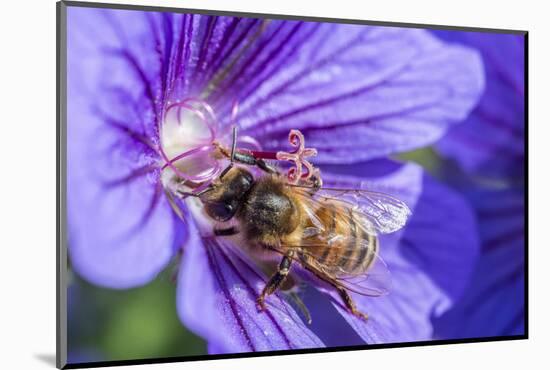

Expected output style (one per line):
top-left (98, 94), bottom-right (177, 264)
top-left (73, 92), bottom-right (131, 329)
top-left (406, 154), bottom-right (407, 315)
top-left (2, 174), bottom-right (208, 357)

top-left (206, 201), bottom-right (237, 222)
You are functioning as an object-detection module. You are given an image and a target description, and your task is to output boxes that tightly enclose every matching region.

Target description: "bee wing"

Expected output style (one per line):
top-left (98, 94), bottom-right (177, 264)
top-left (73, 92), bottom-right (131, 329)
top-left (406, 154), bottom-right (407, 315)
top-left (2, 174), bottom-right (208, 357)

top-left (333, 249), bottom-right (392, 296)
top-left (279, 189), bottom-right (395, 296)
top-left (305, 238), bottom-right (392, 296)
top-left (294, 185), bottom-right (412, 235)
top-left (290, 237), bottom-right (392, 297)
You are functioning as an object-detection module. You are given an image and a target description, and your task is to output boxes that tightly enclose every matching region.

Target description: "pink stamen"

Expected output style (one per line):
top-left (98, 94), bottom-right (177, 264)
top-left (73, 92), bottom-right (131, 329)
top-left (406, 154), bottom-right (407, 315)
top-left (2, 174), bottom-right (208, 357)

top-left (183, 97), bottom-right (218, 126)
top-left (275, 130), bottom-right (318, 184)
top-left (242, 130), bottom-right (318, 184)
top-left (165, 100), bottom-right (217, 143)
top-left (248, 150), bottom-right (279, 160)
top-left (159, 97), bottom-right (222, 188)
top-left (159, 100), bottom-right (319, 195)
top-left (158, 144), bottom-right (219, 183)
top-left (161, 145), bottom-right (212, 171)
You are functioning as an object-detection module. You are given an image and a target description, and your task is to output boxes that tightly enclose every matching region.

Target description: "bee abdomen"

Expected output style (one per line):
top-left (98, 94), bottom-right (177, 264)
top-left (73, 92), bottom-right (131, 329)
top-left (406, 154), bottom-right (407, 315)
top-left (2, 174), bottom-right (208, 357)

top-left (348, 230), bottom-right (379, 274)
top-left (314, 203), bottom-right (341, 266)
top-left (336, 210), bottom-right (379, 274)
top-left (308, 203), bottom-right (379, 275)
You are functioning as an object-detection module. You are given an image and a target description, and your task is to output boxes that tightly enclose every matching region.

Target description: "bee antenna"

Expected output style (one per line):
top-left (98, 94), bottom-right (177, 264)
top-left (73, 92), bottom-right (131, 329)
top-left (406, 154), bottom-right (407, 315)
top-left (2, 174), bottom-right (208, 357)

top-left (177, 186), bottom-right (213, 198)
top-left (230, 125), bottom-right (238, 164)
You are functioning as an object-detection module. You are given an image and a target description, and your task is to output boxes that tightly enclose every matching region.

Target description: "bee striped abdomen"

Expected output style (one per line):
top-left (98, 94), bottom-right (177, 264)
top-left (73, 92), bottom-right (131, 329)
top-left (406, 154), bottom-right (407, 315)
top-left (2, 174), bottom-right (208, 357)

top-left (339, 209), bottom-right (379, 274)
top-left (349, 227), bottom-right (378, 274)
top-left (318, 203), bottom-right (337, 263)
top-left (302, 202), bottom-right (378, 275)
top-left (314, 203), bottom-right (345, 267)
top-left (339, 208), bottom-right (358, 270)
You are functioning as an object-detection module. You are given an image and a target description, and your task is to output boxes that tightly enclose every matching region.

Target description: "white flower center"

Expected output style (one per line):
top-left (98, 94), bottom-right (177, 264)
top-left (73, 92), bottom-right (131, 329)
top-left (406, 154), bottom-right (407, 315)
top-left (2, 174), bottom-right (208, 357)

top-left (159, 105), bottom-right (219, 189)
top-left (161, 107), bottom-right (212, 159)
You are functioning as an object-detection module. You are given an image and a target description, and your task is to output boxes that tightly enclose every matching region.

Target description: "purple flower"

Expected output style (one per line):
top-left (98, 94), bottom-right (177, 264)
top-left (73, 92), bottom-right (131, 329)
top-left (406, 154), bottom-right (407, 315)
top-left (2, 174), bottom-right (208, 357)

top-left (436, 32), bottom-right (525, 181)
top-left (432, 31), bottom-right (526, 338)
top-left (67, 6), bottom-right (484, 353)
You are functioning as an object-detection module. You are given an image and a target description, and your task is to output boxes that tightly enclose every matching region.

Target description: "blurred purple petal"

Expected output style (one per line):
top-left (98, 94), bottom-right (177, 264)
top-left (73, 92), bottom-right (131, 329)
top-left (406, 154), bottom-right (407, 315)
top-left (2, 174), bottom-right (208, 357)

top-left (433, 189), bottom-right (525, 338)
top-left (177, 215), bottom-right (324, 352)
top-left (399, 173), bottom-right (479, 301)
top-left (435, 32), bottom-right (525, 180)
top-left (431, 31), bottom-right (525, 338)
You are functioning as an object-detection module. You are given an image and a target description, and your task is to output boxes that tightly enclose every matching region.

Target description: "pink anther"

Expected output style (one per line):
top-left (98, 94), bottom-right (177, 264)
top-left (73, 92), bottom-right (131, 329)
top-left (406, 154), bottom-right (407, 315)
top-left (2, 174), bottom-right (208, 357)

top-left (275, 130), bottom-right (318, 184)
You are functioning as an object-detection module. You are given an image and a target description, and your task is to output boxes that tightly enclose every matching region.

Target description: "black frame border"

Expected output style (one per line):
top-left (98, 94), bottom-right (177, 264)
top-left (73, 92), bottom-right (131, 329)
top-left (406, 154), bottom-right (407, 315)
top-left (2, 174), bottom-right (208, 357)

top-left (56, 1), bottom-right (529, 369)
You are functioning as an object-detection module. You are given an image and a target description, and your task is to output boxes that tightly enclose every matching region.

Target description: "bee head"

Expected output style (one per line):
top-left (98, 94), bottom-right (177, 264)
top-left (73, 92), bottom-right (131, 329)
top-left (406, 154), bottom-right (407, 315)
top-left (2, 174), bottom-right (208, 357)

top-left (201, 166), bottom-right (254, 222)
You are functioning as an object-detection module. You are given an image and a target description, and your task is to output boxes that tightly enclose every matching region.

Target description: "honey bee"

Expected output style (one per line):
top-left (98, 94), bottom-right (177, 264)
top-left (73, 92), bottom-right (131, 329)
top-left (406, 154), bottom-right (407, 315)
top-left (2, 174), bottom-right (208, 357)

top-left (181, 129), bottom-right (411, 321)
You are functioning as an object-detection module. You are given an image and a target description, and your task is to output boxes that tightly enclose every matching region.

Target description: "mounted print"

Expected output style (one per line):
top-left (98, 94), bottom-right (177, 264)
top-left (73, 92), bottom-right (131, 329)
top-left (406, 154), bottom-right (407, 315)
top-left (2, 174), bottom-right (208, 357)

top-left (56, 1), bottom-right (528, 368)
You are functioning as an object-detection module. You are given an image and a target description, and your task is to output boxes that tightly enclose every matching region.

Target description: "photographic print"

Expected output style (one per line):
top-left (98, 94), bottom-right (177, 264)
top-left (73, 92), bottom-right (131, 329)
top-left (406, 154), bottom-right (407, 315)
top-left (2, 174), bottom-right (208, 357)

top-left (57, 1), bottom-right (527, 368)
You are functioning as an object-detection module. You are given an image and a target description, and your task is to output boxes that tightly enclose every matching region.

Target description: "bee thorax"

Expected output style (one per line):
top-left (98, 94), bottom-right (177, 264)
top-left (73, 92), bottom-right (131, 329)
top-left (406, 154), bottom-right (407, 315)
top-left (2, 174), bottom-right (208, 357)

top-left (239, 184), bottom-right (299, 244)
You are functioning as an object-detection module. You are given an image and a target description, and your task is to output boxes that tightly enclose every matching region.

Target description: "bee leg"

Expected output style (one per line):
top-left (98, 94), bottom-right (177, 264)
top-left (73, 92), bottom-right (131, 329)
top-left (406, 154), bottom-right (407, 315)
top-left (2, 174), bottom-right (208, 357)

top-left (218, 163), bottom-right (234, 179)
top-left (256, 251), bottom-right (295, 311)
top-left (288, 291), bottom-right (312, 325)
top-left (296, 251), bottom-right (369, 321)
top-left (256, 158), bottom-right (278, 174)
top-left (213, 226), bottom-right (239, 236)
top-left (308, 173), bottom-right (322, 194)
top-left (338, 288), bottom-right (369, 321)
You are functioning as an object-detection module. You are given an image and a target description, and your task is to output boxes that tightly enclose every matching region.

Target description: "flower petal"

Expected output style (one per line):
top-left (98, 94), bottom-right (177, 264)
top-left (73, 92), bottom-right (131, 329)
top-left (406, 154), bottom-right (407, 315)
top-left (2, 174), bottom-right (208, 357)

top-left (435, 32), bottom-right (525, 180)
top-left (299, 286), bottom-right (366, 347)
top-left (331, 264), bottom-right (446, 343)
top-left (67, 112), bottom-right (181, 288)
top-left (177, 213), bottom-right (324, 352)
top-left (398, 173), bottom-right (480, 301)
top-left (433, 189), bottom-right (525, 338)
top-left (228, 26), bottom-right (484, 162)
top-left (67, 8), bottom-right (182, 288)
top-left (315, 162), bottom-right (479, 342)
top-left (69, 9), bottom-right (485, 165)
